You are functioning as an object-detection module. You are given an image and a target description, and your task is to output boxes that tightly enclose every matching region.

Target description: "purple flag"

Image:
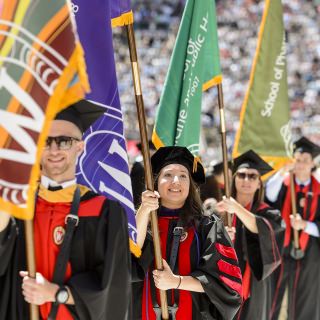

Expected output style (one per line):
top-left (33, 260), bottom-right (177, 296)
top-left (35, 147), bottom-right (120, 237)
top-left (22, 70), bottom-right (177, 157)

top-left (110, 0), bottom-right (133, 27)
top-left (72, 0), bottom-right (138, 255)
top-left (110, 0), bottom-right (131, 19)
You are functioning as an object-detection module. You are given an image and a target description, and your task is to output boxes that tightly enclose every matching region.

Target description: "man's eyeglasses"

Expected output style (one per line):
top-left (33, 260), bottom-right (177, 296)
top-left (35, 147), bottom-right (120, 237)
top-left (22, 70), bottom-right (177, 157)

top-left (44, 136), bottom-right (80, 150)
top-left (236, 172), bottom-right (259, 181)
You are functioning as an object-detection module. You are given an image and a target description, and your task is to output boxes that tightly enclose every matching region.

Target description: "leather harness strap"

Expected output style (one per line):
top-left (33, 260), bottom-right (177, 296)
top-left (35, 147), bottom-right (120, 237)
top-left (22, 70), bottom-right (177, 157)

top-left (48, 187), bottom-right (81, 320)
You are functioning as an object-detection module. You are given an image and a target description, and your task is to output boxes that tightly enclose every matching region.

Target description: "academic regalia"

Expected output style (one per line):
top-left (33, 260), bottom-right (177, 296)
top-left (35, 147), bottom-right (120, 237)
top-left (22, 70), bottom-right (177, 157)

top-left (230, 150), bottom-right (285, 319)
top-left (130, 159), bottom-right (146, 209)
top-left (266, 137), bottom-right (320, 320)
top-left (233, 203), bottom-right (284, 319)
top-left (130, 141), bottom-right (156, 208)
top-left (150, 146), bottom-right (206, 185)
top-left (0, 184), bottom-right (131, 320)
top-left (268, 176), bottom-right (320, 320)
top-left (132, 208), bottom-right (242, 320)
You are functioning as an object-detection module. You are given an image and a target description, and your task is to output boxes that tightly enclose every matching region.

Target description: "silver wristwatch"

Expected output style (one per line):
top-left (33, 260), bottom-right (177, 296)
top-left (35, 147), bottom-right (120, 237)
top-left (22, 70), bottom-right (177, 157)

top-left (55, 286), bottom-right (69, 304)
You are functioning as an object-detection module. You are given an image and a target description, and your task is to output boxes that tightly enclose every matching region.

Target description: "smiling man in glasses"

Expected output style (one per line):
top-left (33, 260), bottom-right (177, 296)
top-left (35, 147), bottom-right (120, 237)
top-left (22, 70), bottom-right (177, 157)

top-left (41, 114), bottom-right (84, 190)
top-left (216, 149), bottom-right (285, 320)
top-left (0, 102), bottom-right (131, 320)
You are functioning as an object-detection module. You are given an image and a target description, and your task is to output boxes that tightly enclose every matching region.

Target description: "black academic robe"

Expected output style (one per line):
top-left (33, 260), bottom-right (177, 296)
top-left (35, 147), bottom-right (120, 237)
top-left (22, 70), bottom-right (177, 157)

top-left (233, 203), bottom-right (284, 320)
top-left (0, 185), bottom-right (131, 320)
top-left (132, 209), bottom-right (242, 320)
top-left (130, 160), bottom-right (146, 209)
top-left (267, 176), bottom-right (320, 320)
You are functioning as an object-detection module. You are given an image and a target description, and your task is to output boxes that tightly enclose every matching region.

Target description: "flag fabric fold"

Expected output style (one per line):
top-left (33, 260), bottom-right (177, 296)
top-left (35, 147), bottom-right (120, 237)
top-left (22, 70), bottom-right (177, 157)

top-left (0, 0), bottom-right (88, 220)
top-left (73, 0), bottom-right (140, 256)
top-left (110, 0), bottom-right (133, 28)
top-left (232, 0), bottom-right (293, 171)
top-left (152, 0), bottom-right (221, 156)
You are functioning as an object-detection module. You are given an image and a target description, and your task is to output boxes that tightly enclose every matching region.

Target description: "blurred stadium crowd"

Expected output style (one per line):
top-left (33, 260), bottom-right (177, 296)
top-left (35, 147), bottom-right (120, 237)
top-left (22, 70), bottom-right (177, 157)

top-left (113, 0), bottom-right (320, 165)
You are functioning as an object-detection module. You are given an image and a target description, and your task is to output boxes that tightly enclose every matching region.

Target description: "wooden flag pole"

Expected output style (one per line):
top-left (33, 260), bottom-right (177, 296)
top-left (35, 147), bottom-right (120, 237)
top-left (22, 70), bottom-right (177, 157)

top-left (288, 170), bottom-right (304, 259)
top-left (24, 220), bottom-right (39, 320)
top-left (289, 170), bottom-right (300, 249)
top-left (217, 83), bottom-right (232, 227)
top-left (126, 23), bottom-right (169, 320)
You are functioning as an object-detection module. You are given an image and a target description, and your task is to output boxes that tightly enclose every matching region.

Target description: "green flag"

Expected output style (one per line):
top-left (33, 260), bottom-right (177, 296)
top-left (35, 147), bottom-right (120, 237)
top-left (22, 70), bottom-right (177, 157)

top-left (152, 0), bottom-right (221, 156)
top-left (233, 0), bottom-right (293, 171)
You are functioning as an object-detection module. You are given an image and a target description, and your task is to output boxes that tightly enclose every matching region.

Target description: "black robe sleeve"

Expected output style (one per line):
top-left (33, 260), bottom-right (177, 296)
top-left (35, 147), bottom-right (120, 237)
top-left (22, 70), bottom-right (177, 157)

top-left (265, 183), bottom-right (288, 211)
top-left (0, 218), bottom-right (29, 320)
top-left (245, 206), bottom-right (285, 281)
top-left (0, 219), bottom-right (17, 276)
top-left (66, 200), bottom-right (132, 320)
top-left (190, 215), bottom-right (242, 320)
top-left (131, 231), bottom-right (154, 283)
top-left (130, 161), bottom-right (146, 209)
top-left (312, 194), bottom-right (320, 232)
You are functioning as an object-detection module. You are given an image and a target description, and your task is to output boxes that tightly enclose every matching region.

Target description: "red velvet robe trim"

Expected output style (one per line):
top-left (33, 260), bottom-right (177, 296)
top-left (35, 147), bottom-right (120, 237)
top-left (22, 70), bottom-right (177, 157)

top-left (142, 217), bottom-right (194, 320)
top-left (232, 202), bottom-right (270, 300)
top-left (282, 176), bottom-right (320, 249)
top-left (34, 195), bottom-right (105, 319)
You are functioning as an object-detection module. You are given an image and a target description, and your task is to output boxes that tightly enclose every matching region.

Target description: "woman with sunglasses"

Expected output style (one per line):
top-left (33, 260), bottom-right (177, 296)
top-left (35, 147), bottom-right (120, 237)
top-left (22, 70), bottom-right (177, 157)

top-left (132, 146), bottom-right (242, 320)
top-left (216, 150), bottom-right (285, 320)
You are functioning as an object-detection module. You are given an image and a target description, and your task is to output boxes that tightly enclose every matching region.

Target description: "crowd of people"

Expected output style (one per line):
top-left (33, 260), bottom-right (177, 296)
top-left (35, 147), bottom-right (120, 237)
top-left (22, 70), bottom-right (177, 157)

top-left (113, 0), bottom-right (319, 164)
top-left (0, 1), bottom-right (319, 319)
top-left (1, 99), bottom-right (319, 318)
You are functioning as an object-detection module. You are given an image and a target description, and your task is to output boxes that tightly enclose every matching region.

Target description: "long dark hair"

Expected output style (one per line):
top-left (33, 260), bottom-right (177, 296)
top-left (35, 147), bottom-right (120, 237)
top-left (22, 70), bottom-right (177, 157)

top-left (231, 172), bottom-right (264, 213)
top-left (154, 171), bottom-right (203, 227)
top-left (200, 174), bottom-right (222, 202)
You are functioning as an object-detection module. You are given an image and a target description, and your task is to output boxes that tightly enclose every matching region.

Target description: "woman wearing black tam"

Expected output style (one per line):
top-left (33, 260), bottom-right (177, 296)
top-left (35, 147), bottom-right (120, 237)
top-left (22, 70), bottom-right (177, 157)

top-left (132, 146), bottom-right (242, 320)
top-left (216, 150), bottom-right (285, 320)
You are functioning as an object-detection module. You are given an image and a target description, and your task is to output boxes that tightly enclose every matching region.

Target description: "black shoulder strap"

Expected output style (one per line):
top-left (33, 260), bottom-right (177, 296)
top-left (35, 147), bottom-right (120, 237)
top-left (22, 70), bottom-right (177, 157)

top-left (305, 182), bottom-right (313, 220)
top-left (169, 220), bottom-right (183, 271)
top-left (48, 187), bottom-right (81, 320)
top-left (150, 220), bottom-right (183, 319)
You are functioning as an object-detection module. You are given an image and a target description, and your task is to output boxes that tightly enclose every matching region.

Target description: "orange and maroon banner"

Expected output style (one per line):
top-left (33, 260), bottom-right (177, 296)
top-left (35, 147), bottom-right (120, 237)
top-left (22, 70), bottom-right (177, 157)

top-left (0, 1), bottom-right (89, 219)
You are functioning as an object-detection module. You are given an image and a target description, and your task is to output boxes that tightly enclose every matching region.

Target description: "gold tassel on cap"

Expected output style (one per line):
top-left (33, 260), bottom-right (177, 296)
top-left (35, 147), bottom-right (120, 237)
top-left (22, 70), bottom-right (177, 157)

top-left (193, 156), bottom-right (201, 173)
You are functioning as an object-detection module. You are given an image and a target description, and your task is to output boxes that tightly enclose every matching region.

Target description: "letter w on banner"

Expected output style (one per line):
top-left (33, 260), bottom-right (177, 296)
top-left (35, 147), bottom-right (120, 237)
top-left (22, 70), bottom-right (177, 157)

top-left (72, 0), bottom-right (140, 256)
top-left (0, 1), bottom-right (88, 219)
top-left (232, 0), bottom-right (293, 174)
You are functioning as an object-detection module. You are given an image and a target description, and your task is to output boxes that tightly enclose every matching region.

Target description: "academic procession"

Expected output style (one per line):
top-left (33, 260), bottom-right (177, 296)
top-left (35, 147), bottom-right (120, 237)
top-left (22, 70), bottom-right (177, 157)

top-left (0, 0), bottom-right (319, 320)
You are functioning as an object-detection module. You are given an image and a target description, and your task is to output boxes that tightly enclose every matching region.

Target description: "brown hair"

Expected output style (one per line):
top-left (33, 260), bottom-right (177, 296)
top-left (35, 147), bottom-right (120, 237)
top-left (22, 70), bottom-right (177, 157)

top-left (200, 174), bottom-right (222, 202)
top-left (154, 171), bottom-right (204, 227)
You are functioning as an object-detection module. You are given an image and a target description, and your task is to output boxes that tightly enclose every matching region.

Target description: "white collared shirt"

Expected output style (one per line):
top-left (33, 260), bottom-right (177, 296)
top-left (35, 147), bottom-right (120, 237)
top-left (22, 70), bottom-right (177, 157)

top-left (295, 177), bottom-right (311, 188)
top-left (41, 175), bottom-right (77, 190)
top-left (266, 172), bottom-right (311, 203)
top-left (266, 173), bottom-right (319, 237)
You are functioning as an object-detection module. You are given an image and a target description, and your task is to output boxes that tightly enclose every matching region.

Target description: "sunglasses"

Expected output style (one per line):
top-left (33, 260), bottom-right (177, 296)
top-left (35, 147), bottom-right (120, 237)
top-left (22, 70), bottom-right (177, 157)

top-left (236, 172), bottom-right (259, 181)
top-left (44, 136), bottom-right (80, 150)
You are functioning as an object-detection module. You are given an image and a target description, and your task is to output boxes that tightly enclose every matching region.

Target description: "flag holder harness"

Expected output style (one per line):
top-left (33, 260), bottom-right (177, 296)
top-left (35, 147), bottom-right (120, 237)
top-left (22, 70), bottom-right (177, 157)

top-left (290, 183), bottom-right (312, 260)
top-left (48, 187), bottom-right (81, 319)
top-left (151, 220), bottom-right (184, 320)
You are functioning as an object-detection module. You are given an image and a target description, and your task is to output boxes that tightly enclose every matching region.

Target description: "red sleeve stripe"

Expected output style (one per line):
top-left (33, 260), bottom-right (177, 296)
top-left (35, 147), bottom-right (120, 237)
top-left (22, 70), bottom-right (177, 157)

top-left (219, 275), bottom-right (242, 296)
top-left (217, 259), bottom-right (242, 280)
top-left (215, 243), bottom-right (237, 260)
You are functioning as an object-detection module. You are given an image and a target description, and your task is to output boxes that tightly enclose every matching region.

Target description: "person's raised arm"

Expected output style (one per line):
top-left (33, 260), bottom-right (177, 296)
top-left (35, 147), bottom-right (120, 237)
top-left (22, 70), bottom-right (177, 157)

top-left (136, 190), bottom-right (160, 248)
top-left (216, 197), bottom-right (258, 233)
